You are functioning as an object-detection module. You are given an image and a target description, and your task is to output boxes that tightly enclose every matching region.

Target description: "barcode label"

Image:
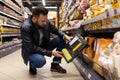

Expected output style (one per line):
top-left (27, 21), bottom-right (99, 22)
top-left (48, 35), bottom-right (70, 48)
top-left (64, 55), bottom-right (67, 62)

top-left (69, 36), bottom-right (78, 46)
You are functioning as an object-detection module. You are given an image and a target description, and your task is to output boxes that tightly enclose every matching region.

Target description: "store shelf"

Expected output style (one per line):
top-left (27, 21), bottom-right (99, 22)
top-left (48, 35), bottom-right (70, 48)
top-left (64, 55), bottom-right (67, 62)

top-left (61, 22), bottom-right (81, 31)
top-left (0, 42), bottom-right (21, 58)
top-left (73, 57), bottom-right (105, 80)
top-left (0, 10), bottom-right (22, 22)
top-left (1, 24), bottom-right (20, 28)
top-left (67, 5), bottom-right (76, 18)
top-left (116, 7), bottom-right (120, 15)
top-left (0, 0), bottom-right (23, 16)
top-left (81, 7), bottom-right (120, 25)
top-left (66, 0), bottom-right (74, 10)
top-left (1, 33), bottom-right (21, 37)
top-left (85, 27), bottom-right (120, 34)
top-left (12, 0), bottom-right (22, 8)
top-left (81, 13), bottom-right (107, 25)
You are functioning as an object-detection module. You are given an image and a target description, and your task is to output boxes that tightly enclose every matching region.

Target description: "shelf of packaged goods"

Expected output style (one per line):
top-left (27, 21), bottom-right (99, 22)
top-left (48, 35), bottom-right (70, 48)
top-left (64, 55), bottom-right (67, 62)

top-left (1, 24), bottom-right (20, 28)
top-left (0, 10), bottom-right (23, 22)
top-left (81, 13), bottom-right (107, 25)
top-left (0, 43), bottom-right (21, 58)
top-left (1, 33), bottom-right (21, 37)
top-left (108, 7), bottom-right (120, 17)
top-left (61, 22), bottom-right (81, 31)
top-left (81, 7), bottom-right (120, 26)
top-left (85, 27), bottom-right (120, 34)
top-left (66, 0), bottom-right (74, 11)
top-left (13, 0), bottom-right (22, 8)
top-left (116, 7), bottom-right (120, 15)
top-left (73, 57), bottom-right (105, 80)
top-left (0, 0), bottom-right (23, 16)
top-left (67, 5), bottom-right (76, 18)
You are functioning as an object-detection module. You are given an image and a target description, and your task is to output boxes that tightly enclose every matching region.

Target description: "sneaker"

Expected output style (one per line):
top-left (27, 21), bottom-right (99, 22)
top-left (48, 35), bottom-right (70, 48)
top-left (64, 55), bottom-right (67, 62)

top-left (50, 63), bottom-right (67, 73)
top-left (29, 62), bottom-right (37, 75)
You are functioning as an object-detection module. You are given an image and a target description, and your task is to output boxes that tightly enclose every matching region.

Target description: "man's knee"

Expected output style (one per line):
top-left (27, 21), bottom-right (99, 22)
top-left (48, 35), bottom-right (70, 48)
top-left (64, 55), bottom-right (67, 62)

top-left (29, 54), bottom-right (46, 68)
top-left (56, 37), bottom-right (66, 45)
top-left (35, 57), bottom-right (46, 68)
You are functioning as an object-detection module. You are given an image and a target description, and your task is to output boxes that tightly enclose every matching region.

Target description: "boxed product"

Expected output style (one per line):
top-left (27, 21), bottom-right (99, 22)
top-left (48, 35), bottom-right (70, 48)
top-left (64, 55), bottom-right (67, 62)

top-left (83, 37), bottom-right (96, 61)
top-left (93, 38), bottom-right (112, 76)
top-left (93, 62), bottom-right (104, 76)
top-left (62, 34), bottom-right (88, 63)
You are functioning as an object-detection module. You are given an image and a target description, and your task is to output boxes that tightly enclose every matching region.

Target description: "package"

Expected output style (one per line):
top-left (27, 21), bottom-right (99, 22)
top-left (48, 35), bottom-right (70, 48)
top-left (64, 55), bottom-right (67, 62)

top-left (62, 34), bottom-right (88, 63)
top-left (93, 62), bottom-right (104, 76)
top-left (95, 38), bottom-right (112, 58)
top-left (113, 31), bottom-right (120, 43)
top-left (112, 54), bottom-right (120, 78)
top-left (112, 0), bottom-right (120, 9)
top-left (83, 37), bottom-right (96, 61)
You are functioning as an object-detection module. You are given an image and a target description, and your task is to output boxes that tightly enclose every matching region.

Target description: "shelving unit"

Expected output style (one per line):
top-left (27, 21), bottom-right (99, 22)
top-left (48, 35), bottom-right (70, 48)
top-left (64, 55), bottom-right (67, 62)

top-left (1, 33), bottom-right (21, 37)
top-left (73, 57), bottom-right (105, 80)
top-left (0, 0), bottom-right (23, 16)
top-left (0, 42), bottom-right (21, 58)
top-left (59, 0), bottom-right (120, 80)
top-left (0, 10), bottom-right (22, 22)
top-left (61, 21), bottom-right (81, 31)
top-left (0, 0), bottom-right (23, 57)
top-left (85, 27), bottom-right (120, 34)
top-left (1, 24), bottom-right (20, 28)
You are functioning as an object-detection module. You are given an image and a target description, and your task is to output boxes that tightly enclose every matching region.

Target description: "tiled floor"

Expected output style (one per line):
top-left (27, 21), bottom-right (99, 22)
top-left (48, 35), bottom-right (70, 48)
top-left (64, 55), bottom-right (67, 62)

top-left (0, 49), bottom-right (84, 80)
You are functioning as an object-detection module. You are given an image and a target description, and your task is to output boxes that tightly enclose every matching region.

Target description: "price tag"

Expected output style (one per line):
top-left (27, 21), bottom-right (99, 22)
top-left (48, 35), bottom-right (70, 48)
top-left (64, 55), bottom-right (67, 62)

top-left (88, 73), bottom-right (91, 79)
top-left (9, 47), bottom-right (11, 49)
top-left (2, 49), bottom-right (5, 51)
top-left (83, 68), bottom-right (85, 73)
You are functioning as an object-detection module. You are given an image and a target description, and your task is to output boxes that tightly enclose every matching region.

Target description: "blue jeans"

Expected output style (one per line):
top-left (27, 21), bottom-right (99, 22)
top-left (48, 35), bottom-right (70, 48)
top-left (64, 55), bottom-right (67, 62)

top-left (29, 37), bottom-right (65, 68)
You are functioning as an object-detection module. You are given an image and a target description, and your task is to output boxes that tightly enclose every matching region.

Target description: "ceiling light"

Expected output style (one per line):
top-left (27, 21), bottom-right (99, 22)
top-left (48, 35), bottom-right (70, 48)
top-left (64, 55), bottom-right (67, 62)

top-left (45, 7), bottom-right (57, 9)
top-left (42, 0), bottom-right (46, 6)
top-left (32, 6), bottom-right (57, 9)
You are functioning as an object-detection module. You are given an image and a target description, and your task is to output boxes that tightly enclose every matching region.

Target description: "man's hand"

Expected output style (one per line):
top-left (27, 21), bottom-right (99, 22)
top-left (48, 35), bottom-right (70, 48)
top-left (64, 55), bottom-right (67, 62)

top-left (64, 34), bottom-right (73, 42)
top-left (52, 48), bottom-right (63, 58)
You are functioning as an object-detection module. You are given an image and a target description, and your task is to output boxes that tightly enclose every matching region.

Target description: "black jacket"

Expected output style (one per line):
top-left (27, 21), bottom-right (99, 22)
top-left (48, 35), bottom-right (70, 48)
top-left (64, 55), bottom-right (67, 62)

top-left (21, 17), bottom-right (65, 65)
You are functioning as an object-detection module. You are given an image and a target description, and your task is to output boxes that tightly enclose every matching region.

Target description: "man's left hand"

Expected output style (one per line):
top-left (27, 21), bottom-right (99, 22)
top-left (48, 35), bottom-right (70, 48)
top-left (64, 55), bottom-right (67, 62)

top-left (64, 35), bottom-right (73, 42)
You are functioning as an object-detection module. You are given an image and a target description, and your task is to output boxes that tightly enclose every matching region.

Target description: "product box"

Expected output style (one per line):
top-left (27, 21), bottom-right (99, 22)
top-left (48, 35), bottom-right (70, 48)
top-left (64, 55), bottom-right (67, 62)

top-left (83, 37), bottom-right (96, 61)
top-left (62, 34), bottom-right (88, 63)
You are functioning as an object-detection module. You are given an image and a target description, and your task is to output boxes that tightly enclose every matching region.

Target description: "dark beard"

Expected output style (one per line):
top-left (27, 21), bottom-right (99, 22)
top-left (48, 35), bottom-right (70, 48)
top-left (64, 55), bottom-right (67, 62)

top-left (35, 21), bottom-right (43, 29)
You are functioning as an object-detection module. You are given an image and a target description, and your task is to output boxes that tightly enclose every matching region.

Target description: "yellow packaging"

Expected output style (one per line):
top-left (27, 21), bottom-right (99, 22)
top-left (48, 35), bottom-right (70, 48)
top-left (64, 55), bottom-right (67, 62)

top-left (115, 13), bottom-right (120, 26)
top-left (89, 0), bottom-right (97, 5)
top-left (93, 38), bottom-right (112, 63)
top-left (94, 10), bottom-right (104, 16)
top-left (96, 20), bottom-right (102, 30)
top-left (112, 3), bottom-right (120, 9)
top-left (102, 19), bottom-right (107, 28)
top-left (91, 5), bottom-right (103, 11)
top-left (112, 0), bottom-right (120, 9)
top-left (93, 63), bottom-right (104, 76)
top-left (62, 48), bottom-right (72, 62)
top-left (106, 17), bottom-right (112, 28)
top-left (83, 37), bottom-right (96, 60)
top-left (73, 43), bottom-right (82, 52)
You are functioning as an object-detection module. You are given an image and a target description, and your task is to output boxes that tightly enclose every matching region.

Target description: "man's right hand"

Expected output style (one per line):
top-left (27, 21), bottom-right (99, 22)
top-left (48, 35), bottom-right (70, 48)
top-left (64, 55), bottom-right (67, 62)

top-left (52, 48), bottom-right (63, 58)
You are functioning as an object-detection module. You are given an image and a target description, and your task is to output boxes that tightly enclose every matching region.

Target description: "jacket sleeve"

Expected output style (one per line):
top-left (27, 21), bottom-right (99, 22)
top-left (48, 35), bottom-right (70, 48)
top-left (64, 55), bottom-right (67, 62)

top-left (49, 22), bottom-right (65, 37)
top-left (21, 26), bottom-right (52, 57)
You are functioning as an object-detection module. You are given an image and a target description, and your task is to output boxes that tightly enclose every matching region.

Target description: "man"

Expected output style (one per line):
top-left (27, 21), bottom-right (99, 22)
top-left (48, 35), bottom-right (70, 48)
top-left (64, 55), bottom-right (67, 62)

top-left (21, 7), bottom-right (72, 75)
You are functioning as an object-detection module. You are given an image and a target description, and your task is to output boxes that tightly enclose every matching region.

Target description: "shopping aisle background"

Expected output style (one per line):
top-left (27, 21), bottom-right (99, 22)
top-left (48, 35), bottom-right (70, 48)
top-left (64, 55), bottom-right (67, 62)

top-left (0, 49), bottom-right (84, 80)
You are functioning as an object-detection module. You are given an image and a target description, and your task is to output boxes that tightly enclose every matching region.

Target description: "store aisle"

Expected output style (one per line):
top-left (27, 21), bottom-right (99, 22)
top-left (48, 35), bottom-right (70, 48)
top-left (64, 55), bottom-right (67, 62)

top-left (0, 49), bottom-right (84, 80)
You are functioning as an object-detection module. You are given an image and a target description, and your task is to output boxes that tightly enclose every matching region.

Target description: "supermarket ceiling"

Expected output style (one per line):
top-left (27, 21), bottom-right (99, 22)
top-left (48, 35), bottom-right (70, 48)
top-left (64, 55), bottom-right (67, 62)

top-left (22, 0), bottom-right (62, 11)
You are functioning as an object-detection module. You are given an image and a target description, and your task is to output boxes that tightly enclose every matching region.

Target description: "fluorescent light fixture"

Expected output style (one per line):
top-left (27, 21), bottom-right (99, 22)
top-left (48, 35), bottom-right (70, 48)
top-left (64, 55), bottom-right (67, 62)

top-left (42, 0), bottom-right (46, 6)
top-left (32, 6), bottom-right (57, 9)
top-left (45, 7), bottom-right (57, 9)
